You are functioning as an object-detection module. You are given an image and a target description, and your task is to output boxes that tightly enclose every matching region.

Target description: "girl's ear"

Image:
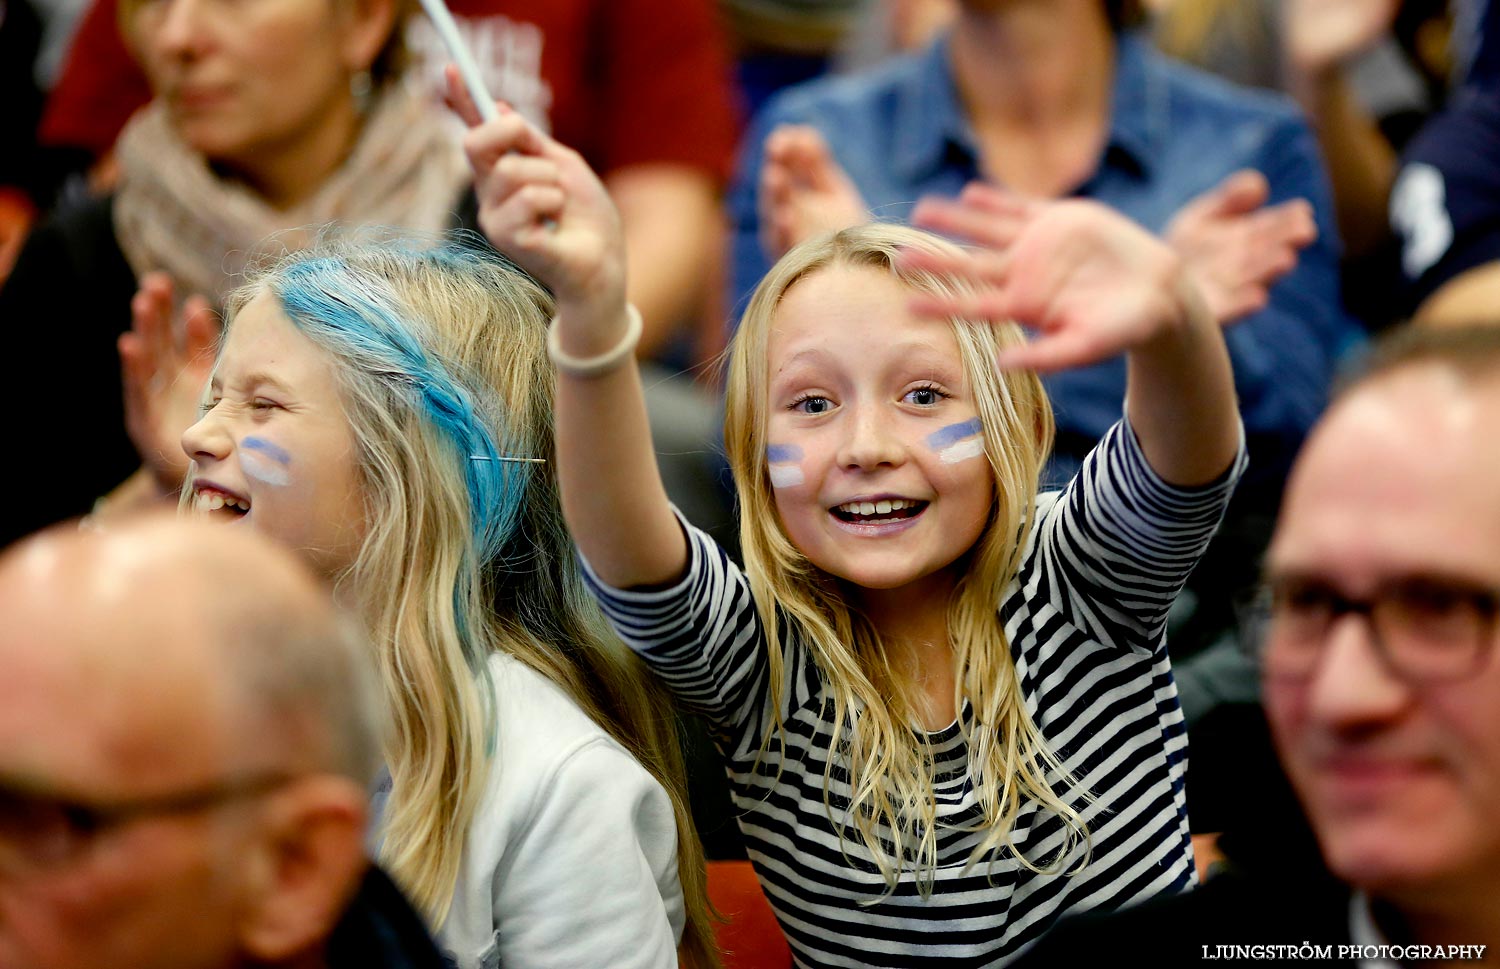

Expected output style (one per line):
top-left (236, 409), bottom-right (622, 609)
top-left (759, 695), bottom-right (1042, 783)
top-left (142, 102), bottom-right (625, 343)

top-left (339, 0), bottom-right (398, 76)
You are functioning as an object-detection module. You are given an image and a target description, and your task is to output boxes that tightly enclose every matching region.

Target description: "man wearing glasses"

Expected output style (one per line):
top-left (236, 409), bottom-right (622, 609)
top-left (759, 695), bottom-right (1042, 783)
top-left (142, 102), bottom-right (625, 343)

top-left (1257, 324), bottom-right (1500, 961)
top-left (0, 516), bottom-right (447, 969)
top-left (1015, 324), bottom-right (1500, 965)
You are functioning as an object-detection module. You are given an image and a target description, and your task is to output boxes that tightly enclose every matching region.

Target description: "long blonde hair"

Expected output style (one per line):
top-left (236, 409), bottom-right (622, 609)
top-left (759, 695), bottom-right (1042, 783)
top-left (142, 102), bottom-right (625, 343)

top-left (219, 240), bottom-right (718, 965)
top-left (724, 224), bottom-right (1090, 895)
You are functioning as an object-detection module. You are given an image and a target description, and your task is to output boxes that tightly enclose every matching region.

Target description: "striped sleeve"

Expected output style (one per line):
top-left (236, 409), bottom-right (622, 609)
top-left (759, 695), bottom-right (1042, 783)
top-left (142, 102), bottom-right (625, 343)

top-left (579, 511), bottom-right (773, 734)
top-left (1028, 417), bottom-right (1247, 656)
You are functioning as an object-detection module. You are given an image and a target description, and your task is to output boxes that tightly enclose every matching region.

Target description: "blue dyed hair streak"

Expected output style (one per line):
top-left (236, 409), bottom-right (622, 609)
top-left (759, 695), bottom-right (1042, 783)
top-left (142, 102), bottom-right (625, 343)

top-left (269, 243), bottom-right (529, 568)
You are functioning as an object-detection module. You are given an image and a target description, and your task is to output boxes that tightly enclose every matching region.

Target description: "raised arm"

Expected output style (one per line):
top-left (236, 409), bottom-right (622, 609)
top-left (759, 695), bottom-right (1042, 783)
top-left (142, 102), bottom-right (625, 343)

top-left (447, 69), bottom-right (686, 587)
top-left (904, 185), bottom-right (1240, 486)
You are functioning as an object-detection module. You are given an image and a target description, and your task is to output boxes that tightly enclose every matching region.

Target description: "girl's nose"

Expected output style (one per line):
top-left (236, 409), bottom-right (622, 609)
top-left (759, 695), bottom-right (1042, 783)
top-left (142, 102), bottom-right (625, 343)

top-left (837, 406), bottom-right (904, 471)
top-left (181, 405), bottom-right (232, 466)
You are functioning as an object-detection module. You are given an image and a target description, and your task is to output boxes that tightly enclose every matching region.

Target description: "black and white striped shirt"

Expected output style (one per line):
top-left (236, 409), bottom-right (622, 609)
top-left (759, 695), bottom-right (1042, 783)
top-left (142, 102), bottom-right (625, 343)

top-left (584, 420), bottom-right (1245, 967)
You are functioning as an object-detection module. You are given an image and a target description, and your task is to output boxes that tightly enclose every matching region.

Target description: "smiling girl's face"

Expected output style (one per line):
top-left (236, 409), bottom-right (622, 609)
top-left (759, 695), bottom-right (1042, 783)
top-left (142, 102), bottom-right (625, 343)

top-left (764, 265), bottom-right (994, 599)
top-left (180, 290), bottom-right (367, 578)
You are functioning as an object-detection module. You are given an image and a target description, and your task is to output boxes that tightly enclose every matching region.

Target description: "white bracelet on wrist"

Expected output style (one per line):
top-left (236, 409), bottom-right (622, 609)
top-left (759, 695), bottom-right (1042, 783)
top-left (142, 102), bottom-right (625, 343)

top-left (546, 304), bottom-right (642, 378)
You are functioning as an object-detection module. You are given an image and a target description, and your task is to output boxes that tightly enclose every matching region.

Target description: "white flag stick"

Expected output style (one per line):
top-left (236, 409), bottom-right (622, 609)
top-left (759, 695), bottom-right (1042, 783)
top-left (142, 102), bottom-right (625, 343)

top-left (416, 0), bottom-right (499, 123)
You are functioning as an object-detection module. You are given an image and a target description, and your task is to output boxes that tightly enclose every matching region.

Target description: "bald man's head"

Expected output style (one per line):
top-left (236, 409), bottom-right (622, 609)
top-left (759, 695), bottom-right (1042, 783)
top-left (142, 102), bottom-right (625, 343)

top-left (0, 515), bottom-right (382, 785)
top-left (0, 515), bottom-right (383, 969)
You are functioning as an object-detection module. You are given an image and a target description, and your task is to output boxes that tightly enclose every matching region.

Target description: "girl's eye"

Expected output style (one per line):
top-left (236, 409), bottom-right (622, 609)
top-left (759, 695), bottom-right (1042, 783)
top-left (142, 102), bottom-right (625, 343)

top-left (250, 398), bottom-right (278, 412)
top-left (198, 398), bottom-right (222, 417)
top-left (904, 385), bottom-right (948, 407)
top-left (791, 395), bottom-right (833, 415)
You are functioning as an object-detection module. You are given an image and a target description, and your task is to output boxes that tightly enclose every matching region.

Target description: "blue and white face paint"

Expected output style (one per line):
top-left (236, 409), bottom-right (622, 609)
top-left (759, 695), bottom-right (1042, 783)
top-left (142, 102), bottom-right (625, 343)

top-left (926, 417), bottom-right (985, 465)
top-left (767, 443), bottom-right (806, 488)
top-left (240, 436), bottom-right (293, 487)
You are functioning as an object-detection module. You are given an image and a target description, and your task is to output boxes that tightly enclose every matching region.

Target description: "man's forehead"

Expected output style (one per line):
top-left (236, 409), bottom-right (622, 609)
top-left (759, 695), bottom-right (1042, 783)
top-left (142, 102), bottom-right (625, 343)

top-left (0, 572), bottom-right (237, 789)
top-left (1270, 365), bottom-right (1500, 580)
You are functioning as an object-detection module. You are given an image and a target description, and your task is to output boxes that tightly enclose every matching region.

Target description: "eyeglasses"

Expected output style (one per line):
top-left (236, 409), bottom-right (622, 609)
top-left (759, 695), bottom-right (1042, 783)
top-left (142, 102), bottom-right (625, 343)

top-left (1259, 574), bottom-right (1500, 683)
top-left (0, 773), bottom-right (293, 874)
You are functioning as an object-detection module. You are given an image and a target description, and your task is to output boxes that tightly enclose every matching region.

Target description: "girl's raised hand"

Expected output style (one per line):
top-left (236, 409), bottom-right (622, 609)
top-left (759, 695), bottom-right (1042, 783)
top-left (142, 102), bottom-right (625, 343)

top-left (119, 271), bottom-right (219, 494)
top-left (444, 64), bottom-right (626, 324)
top-left (902, 184), bottom-right (1210, 373)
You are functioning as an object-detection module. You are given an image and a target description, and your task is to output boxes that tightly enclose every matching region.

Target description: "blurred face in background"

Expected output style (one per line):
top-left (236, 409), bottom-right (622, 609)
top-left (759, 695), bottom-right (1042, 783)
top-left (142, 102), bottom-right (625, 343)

top-left (1263, 366), bottom-right (1500, 905)
top-left (123, 0), bottom-right (395, 174)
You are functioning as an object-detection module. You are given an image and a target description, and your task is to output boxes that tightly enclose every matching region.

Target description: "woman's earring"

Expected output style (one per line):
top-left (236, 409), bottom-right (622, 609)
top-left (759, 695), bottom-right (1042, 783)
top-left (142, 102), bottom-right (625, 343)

top-left (350, 69), bottom-right (374, 111)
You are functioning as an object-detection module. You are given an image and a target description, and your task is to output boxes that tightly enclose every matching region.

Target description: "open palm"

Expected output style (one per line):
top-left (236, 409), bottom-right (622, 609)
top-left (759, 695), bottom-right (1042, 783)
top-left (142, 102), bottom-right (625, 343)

top-left (904, 186), bottom-right (1202, 371)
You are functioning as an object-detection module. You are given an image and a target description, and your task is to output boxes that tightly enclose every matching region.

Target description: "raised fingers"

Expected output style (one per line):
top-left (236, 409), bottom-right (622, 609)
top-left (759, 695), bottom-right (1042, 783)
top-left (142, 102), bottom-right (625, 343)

top-left (1254, 198), bottom-right (1317, 249)
top-left (994, 328), bottom-right (1097, 374)
top-left (767, 125), bottom-right (839, 190)
top-left (181, 295), bottom-right (220, 366)
top-left (958, 182), bottom-right (1045, 220)
top-left (905, 280), bottom-right (1018, 325)
top-left (485, 153), bottom-right (562, 200)
top-left (1241, 200), bottom-right (1316, 281)
top-left (443, 63), bottom-right (487, 129)
top-left (1209, 169), bottom-right (1271, 218)
top-left (896, 243), bottom-right (1010, 290)
top-left (132, 271), bottom-right (176, 356)
top-left (463, 112), bottom-right (552, 175)
top-left (911, 190), bottom-right (1035, 252)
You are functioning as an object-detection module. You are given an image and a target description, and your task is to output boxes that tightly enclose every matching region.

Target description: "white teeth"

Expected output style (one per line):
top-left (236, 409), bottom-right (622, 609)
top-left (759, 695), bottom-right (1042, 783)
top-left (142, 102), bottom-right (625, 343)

top-left (196, 492), bottom-right (249, 513)
top-left (837, 498), bottom-right (917, 516)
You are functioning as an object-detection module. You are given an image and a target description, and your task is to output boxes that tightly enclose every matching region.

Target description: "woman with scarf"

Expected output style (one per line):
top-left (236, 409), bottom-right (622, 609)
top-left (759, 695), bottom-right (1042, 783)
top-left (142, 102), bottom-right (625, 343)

top-left (0, 0), bottom-right (470, 544)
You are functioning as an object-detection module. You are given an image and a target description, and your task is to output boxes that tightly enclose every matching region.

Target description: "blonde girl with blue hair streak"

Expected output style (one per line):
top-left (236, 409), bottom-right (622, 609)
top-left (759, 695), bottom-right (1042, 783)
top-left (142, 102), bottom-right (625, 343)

top-left (177, 238), bottom-right (719, 969)
top-left (452, 70), bottom-right (1246, 966)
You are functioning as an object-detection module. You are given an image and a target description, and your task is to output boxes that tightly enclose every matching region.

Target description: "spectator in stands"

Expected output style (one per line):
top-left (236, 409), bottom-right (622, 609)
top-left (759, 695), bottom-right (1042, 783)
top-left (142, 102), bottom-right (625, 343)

top-left (38, 0), bottom-right (739, 366)
top-left (1389, 0), bottom-right (1500, 325)
top-left (1014, 325), bottom-right (1500, 963)
top-left (0, 514), bottom-right (449, 969)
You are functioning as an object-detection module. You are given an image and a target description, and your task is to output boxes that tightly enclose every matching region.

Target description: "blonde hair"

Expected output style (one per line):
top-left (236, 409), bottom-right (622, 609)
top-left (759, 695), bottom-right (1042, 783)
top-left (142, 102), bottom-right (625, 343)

top-left (724, 223), bottom-right (1089, 895)
top-left (211, 240), bottom-right (717, 965)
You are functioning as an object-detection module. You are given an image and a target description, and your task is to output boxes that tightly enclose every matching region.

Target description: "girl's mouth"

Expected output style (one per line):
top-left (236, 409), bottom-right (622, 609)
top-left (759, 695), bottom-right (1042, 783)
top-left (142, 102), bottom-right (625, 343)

top-left (830, 498), bottom-right (927, 525)
top-left (193, 487), bottom-right (251, 519)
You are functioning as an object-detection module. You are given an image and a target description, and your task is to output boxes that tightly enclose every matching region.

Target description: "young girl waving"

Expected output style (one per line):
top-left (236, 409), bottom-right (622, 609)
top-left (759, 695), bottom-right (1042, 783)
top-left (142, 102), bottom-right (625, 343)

top-left (457, 82), bottom-right (1244, 967)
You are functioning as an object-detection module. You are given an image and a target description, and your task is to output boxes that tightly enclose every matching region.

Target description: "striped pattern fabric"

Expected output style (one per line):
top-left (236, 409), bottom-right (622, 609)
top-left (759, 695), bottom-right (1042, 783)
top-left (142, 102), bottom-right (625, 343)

top-left (584, 420), bottom-right (1245, 967)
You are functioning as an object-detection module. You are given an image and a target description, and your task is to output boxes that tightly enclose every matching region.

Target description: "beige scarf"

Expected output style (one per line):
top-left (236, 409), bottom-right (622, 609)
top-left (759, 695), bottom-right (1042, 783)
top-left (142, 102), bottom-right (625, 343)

top-left (113, 81), bottom-right (470, 306)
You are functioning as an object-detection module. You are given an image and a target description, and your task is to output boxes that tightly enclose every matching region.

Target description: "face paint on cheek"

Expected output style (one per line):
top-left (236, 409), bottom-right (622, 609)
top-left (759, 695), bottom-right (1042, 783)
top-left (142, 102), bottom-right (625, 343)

top-left (766, 443), bottom-right (805, 488)
top-left (241, 436), bottom-right (293, 487)
top-left (927, 417), bottom-right (985, 464)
